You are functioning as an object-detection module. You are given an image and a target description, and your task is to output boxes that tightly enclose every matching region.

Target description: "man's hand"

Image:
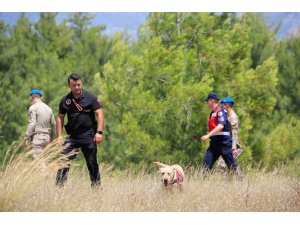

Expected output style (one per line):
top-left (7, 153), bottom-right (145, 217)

top-left (57, 136), bottom-right (64, 145)
top-left (201, 134), bottom-right (210, 142)
top-left (94, 133), bottom-right (103, 144)
top-left (233, 149), bottom-right (238, 158)
top-left (24, 139), bottom-right (30, 150)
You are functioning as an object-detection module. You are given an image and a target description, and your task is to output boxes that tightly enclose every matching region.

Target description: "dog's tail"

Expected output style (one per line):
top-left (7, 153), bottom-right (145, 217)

top-left (154, 161), bottom-right (167, 168)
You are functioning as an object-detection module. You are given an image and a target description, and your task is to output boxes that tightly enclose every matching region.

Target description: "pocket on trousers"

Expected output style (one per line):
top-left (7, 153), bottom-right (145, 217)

top-left (32, 135), bottom-right (50, 146)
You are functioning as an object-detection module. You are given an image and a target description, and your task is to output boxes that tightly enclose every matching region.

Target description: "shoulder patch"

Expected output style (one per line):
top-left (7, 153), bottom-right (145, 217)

top-left (66, 99), bottom-right (71, 105)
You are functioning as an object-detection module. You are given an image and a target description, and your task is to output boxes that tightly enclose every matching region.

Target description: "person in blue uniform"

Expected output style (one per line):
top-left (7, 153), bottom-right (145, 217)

top-left (200, 92), bottom-right (238, 176)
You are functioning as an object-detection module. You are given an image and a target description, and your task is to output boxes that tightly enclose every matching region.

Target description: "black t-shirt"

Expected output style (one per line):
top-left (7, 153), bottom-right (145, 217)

top-left (59, 90), bottom-right (101, 143)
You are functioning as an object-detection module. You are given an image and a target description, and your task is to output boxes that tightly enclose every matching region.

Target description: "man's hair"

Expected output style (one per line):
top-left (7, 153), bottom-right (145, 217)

top-left (222, 102), bottom-right (234, 108)
top-left (31, 94), bottom-right (41, 98)
top-left (68, 72), bottom-right (82, 84)
top-left (211, 99), bottom-right (219, 103)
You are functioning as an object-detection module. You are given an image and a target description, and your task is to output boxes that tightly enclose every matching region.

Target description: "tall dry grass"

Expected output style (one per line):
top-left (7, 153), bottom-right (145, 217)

top-left (0, 142), bottom-right (299, 212)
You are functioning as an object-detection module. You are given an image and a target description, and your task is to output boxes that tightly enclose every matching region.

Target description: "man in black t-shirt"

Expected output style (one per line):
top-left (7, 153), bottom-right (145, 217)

top-left (55, 72), bottom-right (104, 188)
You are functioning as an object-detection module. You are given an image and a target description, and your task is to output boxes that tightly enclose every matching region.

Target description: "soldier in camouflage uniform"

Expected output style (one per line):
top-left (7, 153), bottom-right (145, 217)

top-left (24, 89), bottom-right (56, 169)
top-left (217, 97), bottom-right (243, 174)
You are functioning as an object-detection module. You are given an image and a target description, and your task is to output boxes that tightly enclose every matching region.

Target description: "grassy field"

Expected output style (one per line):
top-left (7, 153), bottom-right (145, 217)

top-left (0, 143), bottom-right (299, 212)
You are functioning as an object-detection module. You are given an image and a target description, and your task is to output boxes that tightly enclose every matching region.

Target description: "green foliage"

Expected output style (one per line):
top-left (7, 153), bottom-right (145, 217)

top-left (241, 13), bottom-right (278, 68)
top-left (97, 12), bottom-right (280, 169)
top-left (276, 35), bottom-right (300, 117)
top-left (0, 12), bottom-right (299, 171)
top-left (0, 13), bottom-right (112, 163)
top-left (262, 117), bottom-right (300, 169)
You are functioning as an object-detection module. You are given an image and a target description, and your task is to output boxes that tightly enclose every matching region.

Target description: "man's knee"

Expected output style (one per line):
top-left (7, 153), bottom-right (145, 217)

top-left (203, 156), bottom-right (212, 169)
top-left (222, 153), bottom-right (236, 169)
top-left (31, 148), bottom-right (43, 158)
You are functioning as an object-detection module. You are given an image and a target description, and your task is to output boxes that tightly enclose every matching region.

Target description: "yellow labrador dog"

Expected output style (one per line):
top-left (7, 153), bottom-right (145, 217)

top-left (154, 161), bottom-right (184, 191)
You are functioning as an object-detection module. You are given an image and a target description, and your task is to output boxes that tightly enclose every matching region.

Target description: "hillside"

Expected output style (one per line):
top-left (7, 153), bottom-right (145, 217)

top-left (265, 12), bottom-right (300, 39)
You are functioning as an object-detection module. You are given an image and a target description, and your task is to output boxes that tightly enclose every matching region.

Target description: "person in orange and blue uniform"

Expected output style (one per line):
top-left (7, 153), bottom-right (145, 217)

top-left (200, 92), bottom-right (239, 176)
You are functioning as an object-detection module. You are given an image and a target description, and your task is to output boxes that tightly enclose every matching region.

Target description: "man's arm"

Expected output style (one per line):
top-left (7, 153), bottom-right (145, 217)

top-left (50, 112), bottom-right (57, 141)
top-left (56, 113), bottom-right (65, 144)
top-left (201, 124), bottom-right (224, 142)
top-left (231, 128), bottom-right (238, 149)
top-left (230, 114), bottom-right (239, 156)
top-left (231, 128), bottom-right (239, 157)
top-left (24, 108), bottom-right (37, 148)
top-left (95, 108), bottom-right (104, 131)
top-left (94, 108), bottom-right (104, 144)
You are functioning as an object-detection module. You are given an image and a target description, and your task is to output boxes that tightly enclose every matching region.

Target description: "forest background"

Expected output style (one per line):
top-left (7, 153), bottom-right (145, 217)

top-left (0, 12), bottom-right (300, 172)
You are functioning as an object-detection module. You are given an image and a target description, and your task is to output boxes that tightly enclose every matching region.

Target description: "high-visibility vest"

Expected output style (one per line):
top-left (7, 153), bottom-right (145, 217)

top-left (208, 105), bottom-right (230, 133)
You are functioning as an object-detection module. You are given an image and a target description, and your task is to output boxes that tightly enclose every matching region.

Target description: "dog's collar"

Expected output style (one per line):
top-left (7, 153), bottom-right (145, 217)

top-left (171, 170), bottom-right (184, 185)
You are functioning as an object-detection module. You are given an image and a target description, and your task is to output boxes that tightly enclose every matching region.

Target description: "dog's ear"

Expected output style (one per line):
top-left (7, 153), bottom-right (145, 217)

top-left (154, 161), bottom-right (166, 168)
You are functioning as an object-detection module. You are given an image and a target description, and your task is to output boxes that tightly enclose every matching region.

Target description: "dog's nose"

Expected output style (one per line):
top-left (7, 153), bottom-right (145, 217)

top-left (163, 179), bottom-right (168, 184)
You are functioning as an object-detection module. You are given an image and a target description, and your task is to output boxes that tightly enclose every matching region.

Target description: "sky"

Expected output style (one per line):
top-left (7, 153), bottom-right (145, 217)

top-left (1, 0), bottom-right (300, 12)
top-left (0, 12), bottom-right (148, 40)
top-left (1, 12), bottom-right (300, 40)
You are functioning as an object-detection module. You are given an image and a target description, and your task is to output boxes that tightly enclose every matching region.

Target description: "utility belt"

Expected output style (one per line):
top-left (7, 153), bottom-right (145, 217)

top-left (34, 131), bottom-right (49, 135)
top-left (29, 131), bottom-right (49, 141)
top-left (212, 131), bottom-right (230, 136)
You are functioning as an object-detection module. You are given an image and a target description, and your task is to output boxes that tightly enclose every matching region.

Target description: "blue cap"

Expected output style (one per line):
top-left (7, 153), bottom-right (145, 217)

top-left (204, 92), bottom-right (219, 101)
top-left (29, 89), bottom-right (42, 96)
top-left (220, 97), bottom-right (235, 104)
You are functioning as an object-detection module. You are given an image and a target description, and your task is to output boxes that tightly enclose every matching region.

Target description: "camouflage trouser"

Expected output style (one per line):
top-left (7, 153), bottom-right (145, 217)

top-left (216, 147), bottom-right (243, 174)
top-left (31, 133), bottom-right (50, 171)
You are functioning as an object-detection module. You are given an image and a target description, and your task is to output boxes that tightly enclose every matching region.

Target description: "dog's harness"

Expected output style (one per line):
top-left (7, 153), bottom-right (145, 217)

top-left (171, 170), bottom-right (184, 185)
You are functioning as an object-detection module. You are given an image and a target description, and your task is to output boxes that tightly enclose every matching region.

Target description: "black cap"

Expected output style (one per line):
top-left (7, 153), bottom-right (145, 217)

top-left (204, 92), bottom-right (219, 101)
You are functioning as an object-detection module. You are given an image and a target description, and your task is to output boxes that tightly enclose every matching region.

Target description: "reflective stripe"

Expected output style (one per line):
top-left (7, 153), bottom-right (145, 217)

top-left (212, 132), bottom-right (230, 136)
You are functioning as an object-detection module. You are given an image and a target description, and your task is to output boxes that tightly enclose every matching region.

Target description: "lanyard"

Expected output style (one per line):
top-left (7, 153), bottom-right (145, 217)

top-left (72, 98), bottom-right (91, 112)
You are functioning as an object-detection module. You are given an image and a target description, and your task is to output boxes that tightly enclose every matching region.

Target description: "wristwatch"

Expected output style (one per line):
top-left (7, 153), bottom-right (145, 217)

top-left (96, 130), bottom-right (103, 135)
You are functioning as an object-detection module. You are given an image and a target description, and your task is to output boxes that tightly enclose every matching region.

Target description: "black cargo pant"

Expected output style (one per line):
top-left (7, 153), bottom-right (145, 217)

top-left (56, 137), bottom-right (100, 187)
